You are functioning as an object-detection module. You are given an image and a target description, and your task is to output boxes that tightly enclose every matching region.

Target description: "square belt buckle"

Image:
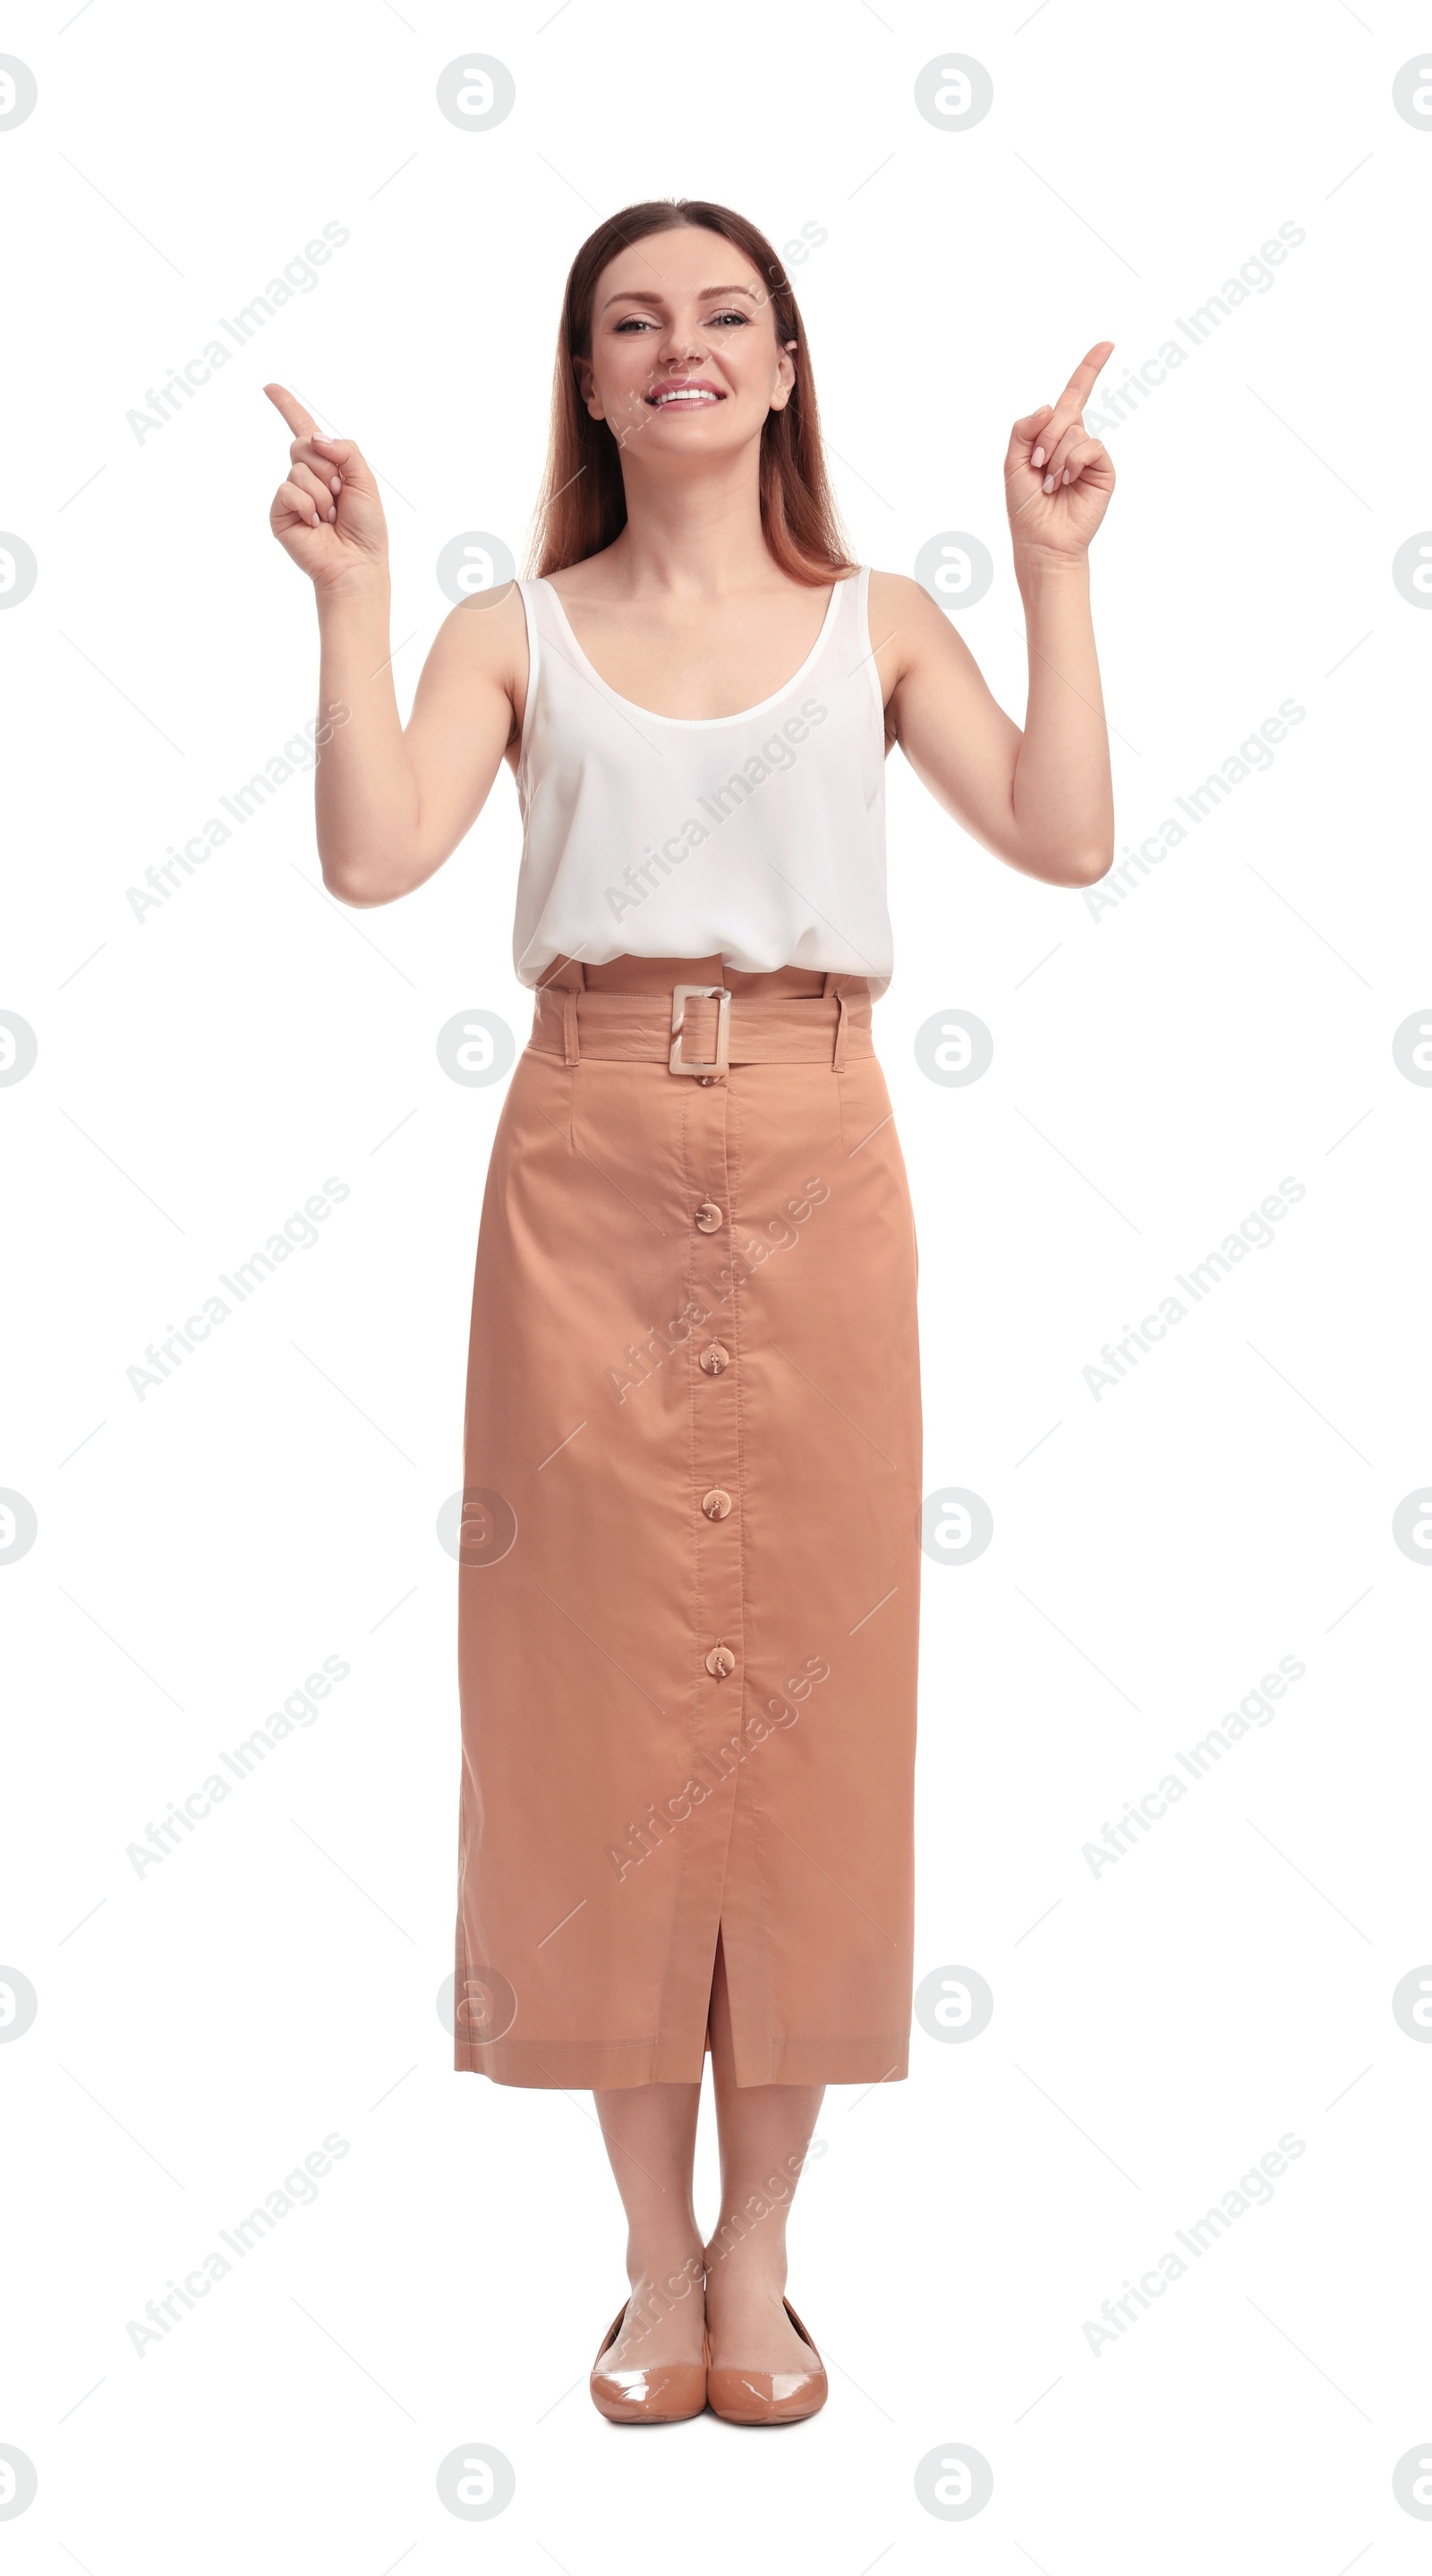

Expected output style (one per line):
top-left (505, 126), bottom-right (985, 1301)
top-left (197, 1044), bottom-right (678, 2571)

top-left (669, 984), bottom-right (731, 1079)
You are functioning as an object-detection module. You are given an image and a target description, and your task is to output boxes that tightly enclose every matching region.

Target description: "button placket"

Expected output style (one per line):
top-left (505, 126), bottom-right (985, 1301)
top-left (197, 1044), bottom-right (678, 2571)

top-left (688, 1090), bottom-right (743, 1714)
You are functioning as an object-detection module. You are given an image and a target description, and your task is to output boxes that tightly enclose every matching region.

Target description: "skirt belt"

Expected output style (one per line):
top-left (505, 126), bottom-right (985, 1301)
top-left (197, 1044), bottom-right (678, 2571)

top-left (528, 975), bottom-right (874, 1074)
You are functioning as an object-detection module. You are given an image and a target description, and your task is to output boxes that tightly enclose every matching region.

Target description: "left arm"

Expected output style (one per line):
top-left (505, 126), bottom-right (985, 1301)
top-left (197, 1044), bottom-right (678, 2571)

top-left (872, 341), bottom-right (1118, 889)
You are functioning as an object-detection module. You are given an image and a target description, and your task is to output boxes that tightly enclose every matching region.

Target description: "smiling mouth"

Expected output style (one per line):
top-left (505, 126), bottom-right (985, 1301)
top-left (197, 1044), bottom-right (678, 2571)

top-left (645, 383), bottom-right (725, 409)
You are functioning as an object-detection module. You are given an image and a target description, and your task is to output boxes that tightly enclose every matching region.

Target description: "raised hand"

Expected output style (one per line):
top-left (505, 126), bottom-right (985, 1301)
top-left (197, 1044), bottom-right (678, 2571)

top-left (1005, 343), bottom-right (1116, 563)
top-left (263, 384), bottom-right (389, 590)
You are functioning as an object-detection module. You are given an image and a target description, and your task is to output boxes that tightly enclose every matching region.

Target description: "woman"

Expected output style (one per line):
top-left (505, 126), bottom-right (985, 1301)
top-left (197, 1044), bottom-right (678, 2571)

top-left (266, 196), bottom-right (1114, 2427)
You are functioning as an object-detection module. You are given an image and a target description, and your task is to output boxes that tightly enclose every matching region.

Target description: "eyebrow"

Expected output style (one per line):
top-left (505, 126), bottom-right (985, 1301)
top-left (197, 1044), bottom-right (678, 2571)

top-left (601, 283), bottom-right (760, 311)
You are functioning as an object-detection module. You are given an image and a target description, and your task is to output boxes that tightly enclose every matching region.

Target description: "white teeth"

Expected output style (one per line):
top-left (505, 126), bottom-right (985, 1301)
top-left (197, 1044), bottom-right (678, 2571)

top-left (653, 388), bottom-right (719, 406)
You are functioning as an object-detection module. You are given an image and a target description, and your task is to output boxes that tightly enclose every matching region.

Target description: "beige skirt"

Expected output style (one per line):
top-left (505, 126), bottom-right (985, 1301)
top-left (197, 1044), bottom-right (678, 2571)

top-left (453, 959), bottom-right (922, 2089)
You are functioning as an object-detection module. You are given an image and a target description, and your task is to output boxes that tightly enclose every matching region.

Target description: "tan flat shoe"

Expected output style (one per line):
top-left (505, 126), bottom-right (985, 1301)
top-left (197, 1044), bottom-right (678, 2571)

top-left (705, 2296), bottom-right (828, 2426)
top-left (589, 2299), bottom-right (710, 2424)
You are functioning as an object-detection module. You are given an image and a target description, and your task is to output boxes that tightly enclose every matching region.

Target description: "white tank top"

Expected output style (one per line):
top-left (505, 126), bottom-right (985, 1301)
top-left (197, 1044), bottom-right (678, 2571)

top-left (510, 566), bottom-right (892, 998)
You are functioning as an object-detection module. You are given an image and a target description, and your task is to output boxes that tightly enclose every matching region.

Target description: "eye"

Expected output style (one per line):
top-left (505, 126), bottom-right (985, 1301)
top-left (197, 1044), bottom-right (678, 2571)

top-left (614, 315), bottom-right (655, 332)
top-left (705, 309), bottom-right (750, 328)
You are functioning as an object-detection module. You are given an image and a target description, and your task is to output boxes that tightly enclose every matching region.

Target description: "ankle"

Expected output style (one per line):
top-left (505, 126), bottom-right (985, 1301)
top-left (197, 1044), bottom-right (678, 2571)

top-left (703, 2222), bottom-right (788, 2290)
top-left (625, 2243), bottom-right (705, 2309)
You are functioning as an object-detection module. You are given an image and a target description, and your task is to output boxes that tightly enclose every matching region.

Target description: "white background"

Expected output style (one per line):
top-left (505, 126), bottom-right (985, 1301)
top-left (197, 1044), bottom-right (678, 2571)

top-left (4, 1), bottom-right (1431, 2566)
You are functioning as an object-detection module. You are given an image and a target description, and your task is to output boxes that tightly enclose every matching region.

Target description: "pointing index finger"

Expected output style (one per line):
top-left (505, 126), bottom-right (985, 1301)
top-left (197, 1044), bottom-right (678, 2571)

top-left (1056, 340), bottom-right (1115, 412)
top-left (264, 381), bottom-right (320, 439)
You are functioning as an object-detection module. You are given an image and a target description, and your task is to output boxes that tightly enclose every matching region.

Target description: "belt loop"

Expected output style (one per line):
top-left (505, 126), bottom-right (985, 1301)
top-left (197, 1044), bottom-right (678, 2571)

top-left (537, 956), bottom-right (584, 1066)
top-left (823, 971), bottom-right (849, 1071)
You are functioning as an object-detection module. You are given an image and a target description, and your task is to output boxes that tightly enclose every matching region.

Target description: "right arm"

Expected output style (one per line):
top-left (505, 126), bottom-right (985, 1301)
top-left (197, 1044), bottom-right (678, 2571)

top-left (264, 384), bottom-right (526, 908)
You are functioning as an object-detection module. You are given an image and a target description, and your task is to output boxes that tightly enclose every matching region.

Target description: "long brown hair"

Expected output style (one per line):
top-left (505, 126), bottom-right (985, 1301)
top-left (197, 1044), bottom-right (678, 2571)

top-left (527, 199), bottom-right (856, 587)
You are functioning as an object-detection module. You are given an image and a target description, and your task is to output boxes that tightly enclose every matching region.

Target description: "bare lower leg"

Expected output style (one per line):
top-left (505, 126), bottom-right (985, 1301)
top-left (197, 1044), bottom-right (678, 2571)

top-left (592, 2079), bottom-right (705, 2366)
top-left (703, 1932), bottom-right (824, 2368)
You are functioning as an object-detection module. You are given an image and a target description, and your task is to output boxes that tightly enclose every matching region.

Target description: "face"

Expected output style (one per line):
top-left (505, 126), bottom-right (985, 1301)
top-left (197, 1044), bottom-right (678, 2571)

top-left (576, 226), bottom-right (795, 462)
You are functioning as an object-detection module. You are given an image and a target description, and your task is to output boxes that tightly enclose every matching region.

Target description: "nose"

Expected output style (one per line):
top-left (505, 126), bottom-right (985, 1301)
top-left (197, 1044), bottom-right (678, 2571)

top-left (654, 319), bottom-right (707, 369)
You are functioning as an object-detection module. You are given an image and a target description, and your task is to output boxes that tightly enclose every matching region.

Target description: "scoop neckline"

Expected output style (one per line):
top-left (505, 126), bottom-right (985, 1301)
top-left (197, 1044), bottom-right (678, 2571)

top-left (534, 573), bottom-right (850, 728)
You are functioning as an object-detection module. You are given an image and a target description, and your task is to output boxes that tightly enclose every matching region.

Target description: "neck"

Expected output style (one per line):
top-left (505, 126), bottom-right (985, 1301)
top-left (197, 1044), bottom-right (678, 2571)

top-left (603, 452), bottom-right (774, 599)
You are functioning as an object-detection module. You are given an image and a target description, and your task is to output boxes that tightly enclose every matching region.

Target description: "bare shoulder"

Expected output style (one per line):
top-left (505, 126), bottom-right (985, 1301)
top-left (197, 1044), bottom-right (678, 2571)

top-left (416, 577), bottom-right (530, 735)
top-left (867, 567), bottom-right (976, 663)
top-left (865, 567), bottom-right (927, 618)
top-left (864, 568), bottom-right (981, 728)
top-left (429, 577), bottom-right (529, 678)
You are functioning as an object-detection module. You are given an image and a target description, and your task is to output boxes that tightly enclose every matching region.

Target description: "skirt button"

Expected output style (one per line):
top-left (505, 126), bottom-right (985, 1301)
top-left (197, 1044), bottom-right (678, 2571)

top-left (702, 1488), bottom-right (733, 1521)
top-left (699, 1342), bottom-right (730, 1375)
top-left (695, 1199), bottom-right (722, 1232)
top-left (704, 1642), bottom-right (736, 1679)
